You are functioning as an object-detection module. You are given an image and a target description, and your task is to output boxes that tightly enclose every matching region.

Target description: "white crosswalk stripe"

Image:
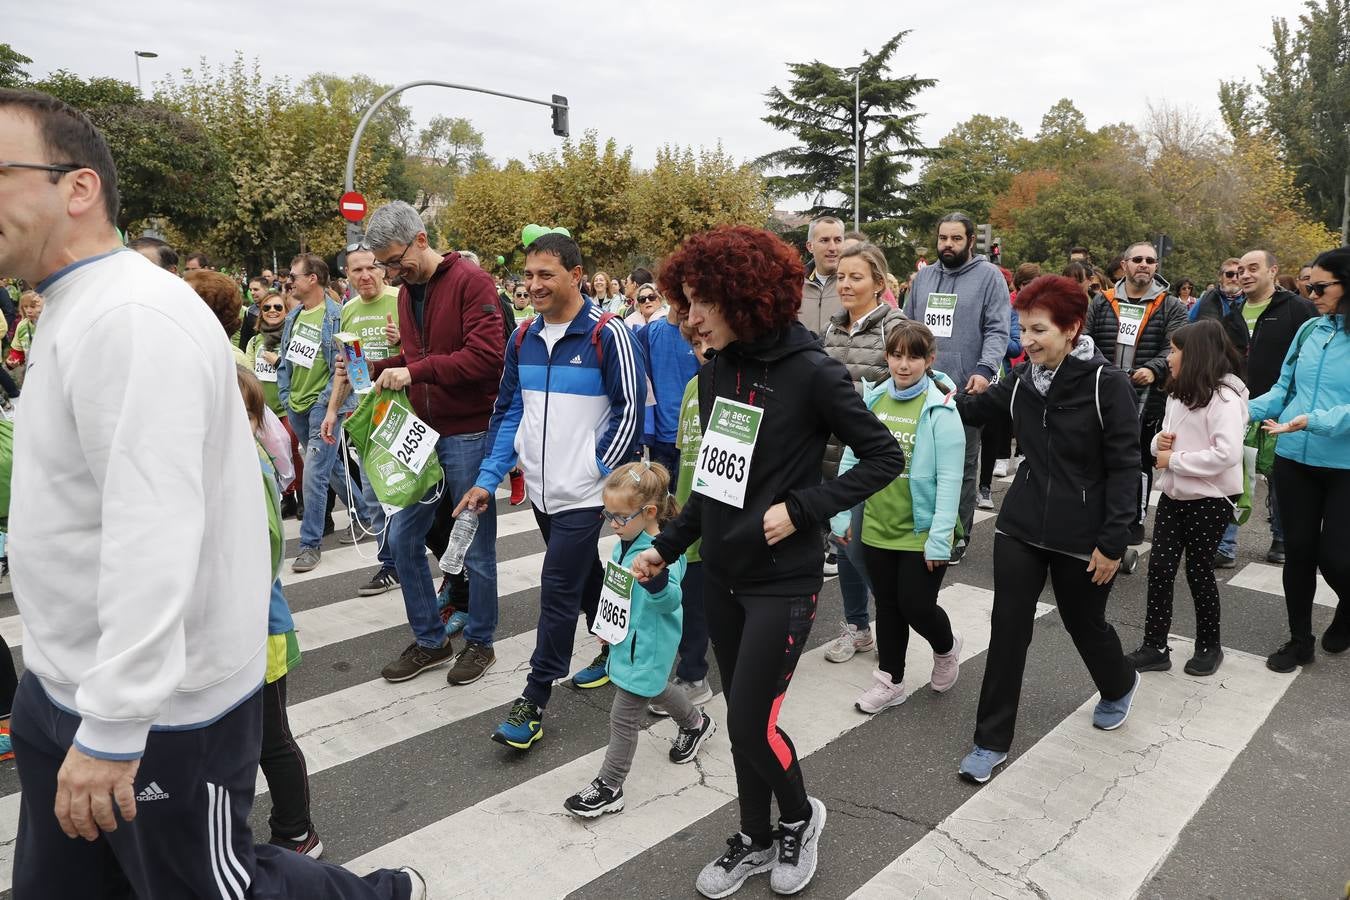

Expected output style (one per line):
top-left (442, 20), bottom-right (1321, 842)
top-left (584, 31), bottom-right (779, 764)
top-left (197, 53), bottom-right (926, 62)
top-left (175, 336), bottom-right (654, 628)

top-left (0, 498), bottom-right (1339, 897)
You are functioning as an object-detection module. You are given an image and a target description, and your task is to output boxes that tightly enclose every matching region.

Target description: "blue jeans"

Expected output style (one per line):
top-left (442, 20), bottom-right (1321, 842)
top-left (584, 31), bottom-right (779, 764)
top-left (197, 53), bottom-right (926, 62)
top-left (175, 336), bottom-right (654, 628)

top-left (359, 463), bottom-right (394, 568)
top-left (836, 504), bottom-right (873, 630)
top-left (389, 432), bottom-right (497, 649)
top-left (1218, 479), bottom-right (1285, 558)
top-left (288, 404), bottom-right (367, 550)
top-left (675, 561), bottom-right (710, 682)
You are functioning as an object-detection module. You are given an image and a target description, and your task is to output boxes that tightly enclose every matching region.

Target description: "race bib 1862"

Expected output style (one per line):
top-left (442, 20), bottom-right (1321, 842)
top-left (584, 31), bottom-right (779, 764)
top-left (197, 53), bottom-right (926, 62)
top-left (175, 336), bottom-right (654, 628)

top-left (1116, 303), bottom-right (1146, 347)
top-left (692, 397), bottom-right (762, 509)
top-left (924, 292), bottom-right (957, 338)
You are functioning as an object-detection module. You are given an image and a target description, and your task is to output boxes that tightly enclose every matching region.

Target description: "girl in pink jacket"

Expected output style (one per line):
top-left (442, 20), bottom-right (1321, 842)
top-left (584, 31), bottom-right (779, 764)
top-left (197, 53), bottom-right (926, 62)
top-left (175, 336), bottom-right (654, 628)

top-left (1127, 320), bottom-right (1248, 677)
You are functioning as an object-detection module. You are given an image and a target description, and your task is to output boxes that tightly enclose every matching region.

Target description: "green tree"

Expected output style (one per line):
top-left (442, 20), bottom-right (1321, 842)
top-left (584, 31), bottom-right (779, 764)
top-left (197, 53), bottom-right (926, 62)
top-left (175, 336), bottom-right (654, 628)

top-left (158, 55), bottom-right (392, 268)
top-left (910, 115), bottom-right (1027, 235)
top-left (439, 160), bottom-right (538, 270)
top-left (0, 44), bottom-right (32, 88)
top-left (627, 144), bottom-right (772, 261)
top-left (406, 116), bottom-right (489, 214)
top-left (30, 70), bottom-right (229, 236)
top-left (300, 73), bottom-right (415, 204)
top-left (530, 131), bottom-right (636, 271)
top-left (758, 30), bottom-right (934, 223)
top-left (1220, 0), bottom-right (1350, 235)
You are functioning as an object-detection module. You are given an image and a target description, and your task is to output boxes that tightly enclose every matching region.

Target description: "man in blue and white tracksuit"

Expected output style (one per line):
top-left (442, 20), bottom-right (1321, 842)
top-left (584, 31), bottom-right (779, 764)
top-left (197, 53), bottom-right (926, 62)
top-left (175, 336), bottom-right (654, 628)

top-left (455, 232), bottom-right (644, 750)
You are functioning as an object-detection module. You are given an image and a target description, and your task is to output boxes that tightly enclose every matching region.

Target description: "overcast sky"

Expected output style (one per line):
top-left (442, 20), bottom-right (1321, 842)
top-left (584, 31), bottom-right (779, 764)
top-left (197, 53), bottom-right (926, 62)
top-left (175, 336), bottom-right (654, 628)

top-left (11, 0), bottom-right (1309, 203)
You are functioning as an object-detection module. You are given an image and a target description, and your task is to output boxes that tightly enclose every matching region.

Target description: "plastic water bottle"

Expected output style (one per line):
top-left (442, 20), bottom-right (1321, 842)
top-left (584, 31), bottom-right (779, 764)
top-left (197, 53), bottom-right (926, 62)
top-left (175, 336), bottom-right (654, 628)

top-left (439, 510), bottom-right (478, 574)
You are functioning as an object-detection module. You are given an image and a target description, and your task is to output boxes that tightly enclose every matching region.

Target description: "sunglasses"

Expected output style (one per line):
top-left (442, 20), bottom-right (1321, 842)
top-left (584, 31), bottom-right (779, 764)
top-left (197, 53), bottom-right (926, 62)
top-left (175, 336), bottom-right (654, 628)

top-left (600, 508), bottom-right (645, 526)
top-left (345, 241), bottom-right (370, 253)
top-left (1308, 281), bottom-right (1342, 297)
top-left (515, 291), bottom-right (529, 298)
top-left (1129, 256), bottom-right (1158, 265)
top-left (1222, 270), bottom-right (1241, 279)
top-left (261, 303), bottom-right (285, 312)
top-left (638, 294), bottom-right (658, 303)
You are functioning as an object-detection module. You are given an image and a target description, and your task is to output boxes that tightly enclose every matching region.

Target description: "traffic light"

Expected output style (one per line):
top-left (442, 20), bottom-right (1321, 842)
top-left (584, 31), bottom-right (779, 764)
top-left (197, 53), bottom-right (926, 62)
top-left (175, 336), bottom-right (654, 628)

top-left (551, 95), bottom-right (569, 138)
top-left (976, 223), bottom-right (993, 255)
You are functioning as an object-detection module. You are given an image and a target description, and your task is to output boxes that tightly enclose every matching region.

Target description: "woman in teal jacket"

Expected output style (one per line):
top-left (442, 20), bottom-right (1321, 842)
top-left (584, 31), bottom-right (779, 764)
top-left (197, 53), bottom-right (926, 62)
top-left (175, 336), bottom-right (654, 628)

top-left (564, 462), bottom-right (716, 819)
top-left (1250, 246), bottom-right (1350, 672)
top-left (832, 319), bottom-right (966, 715)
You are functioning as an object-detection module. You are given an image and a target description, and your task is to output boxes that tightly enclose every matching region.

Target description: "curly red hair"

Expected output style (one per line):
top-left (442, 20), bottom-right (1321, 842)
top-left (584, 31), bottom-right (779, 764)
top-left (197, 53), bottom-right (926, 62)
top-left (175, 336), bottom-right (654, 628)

top-left (1014, 275), bottom-right (1089, 339)
top-left (658, 226), bottom-right (804, 341)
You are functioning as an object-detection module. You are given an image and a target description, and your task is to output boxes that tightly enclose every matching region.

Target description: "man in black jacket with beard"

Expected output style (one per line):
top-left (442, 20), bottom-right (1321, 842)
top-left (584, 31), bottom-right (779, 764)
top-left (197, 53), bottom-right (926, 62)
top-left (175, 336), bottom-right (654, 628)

top-left (1198, 249), bottom-right (1316, 567)
top-left (1085, 241), bottom-right (1187, 545)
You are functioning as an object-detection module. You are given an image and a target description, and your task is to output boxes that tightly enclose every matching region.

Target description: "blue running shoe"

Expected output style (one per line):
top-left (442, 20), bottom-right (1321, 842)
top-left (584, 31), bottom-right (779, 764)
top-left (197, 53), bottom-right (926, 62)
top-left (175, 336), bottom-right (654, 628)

top-left (957, 745), bottom-right (1008, 784)
top-left (492, 697), bottom-right (543, 750)
top-left (444, 610), bottom-right (469, 637)
top-left (571, 647), bottom-right (610, 689)
top-left (1093, 671), bottom-right (1140, 731)
top-left (0, 720), bottom-right (12, 762)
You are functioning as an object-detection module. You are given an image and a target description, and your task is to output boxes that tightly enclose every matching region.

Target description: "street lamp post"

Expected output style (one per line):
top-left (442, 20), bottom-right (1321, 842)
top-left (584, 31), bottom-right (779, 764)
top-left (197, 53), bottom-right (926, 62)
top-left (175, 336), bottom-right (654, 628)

top-left (843, 67), bottom-right (861, 232)
top-left (133, 50), bottom-right (158, 96)
top-left (343, 80), bottom-right (569, 244)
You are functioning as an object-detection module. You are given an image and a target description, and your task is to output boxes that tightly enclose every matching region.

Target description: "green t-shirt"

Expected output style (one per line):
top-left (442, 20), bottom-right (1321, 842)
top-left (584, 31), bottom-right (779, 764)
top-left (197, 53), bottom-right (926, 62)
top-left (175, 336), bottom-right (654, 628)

top-left (285, 304), bottom-right (330, 414)
top-left (513, 304), bottom-right (535, 322)
top-left (861, 392), bottom-right (927, 551)
top-left (246, 333), bottom-right (285, 416)
top-left (1242, 297), bottom-right (1271, 333)
top-left (341, 289), bottom-right (400, 362)
top-left (13, 319), bottom-right (34, 353)
top-left (674, 376), bottom-right (703, 563)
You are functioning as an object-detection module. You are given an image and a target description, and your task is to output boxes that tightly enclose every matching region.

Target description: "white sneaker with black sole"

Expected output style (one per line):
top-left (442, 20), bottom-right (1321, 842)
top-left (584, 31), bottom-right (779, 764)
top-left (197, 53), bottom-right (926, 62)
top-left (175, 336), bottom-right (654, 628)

top-left (563, 777), bottom-right (624, 818)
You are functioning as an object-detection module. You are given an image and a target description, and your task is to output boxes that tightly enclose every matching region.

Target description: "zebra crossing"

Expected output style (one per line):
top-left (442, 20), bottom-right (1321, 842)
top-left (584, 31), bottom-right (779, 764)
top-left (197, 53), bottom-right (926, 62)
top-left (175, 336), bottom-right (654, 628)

top-left (0, 481), bottom-right (1346, 898)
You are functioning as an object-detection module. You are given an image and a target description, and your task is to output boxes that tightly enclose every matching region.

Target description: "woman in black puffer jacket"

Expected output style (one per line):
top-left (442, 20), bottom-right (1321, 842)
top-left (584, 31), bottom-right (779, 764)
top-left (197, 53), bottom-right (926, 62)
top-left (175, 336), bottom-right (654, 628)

top-left (952, 275), bottom-right (1142, 785)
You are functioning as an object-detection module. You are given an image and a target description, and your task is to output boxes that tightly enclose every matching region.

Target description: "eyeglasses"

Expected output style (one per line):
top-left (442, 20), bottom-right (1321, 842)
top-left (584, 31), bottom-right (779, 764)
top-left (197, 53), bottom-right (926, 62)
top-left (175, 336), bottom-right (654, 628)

top-left (1308, 281), bottom-right (1342, 297)
top-left (600, 508), bottom-right (644, 526)
top-left (1129, 256), bottom-right (1158, 265)
top-left (0, 160), bottom-right (81, 175)
top-left (1221, 270), bottom-right (1241, 279)
top-left (345, 241), bottom-right (370, 253)
top-left (378, 244), bottom-right (412, 272)
top-left (261, 303), bottom-right (285, 312)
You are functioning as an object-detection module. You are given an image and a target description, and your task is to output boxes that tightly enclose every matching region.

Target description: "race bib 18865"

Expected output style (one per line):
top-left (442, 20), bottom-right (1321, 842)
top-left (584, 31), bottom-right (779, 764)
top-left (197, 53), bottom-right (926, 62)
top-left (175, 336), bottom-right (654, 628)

top-left (592, 561), bottom-right (633, 644)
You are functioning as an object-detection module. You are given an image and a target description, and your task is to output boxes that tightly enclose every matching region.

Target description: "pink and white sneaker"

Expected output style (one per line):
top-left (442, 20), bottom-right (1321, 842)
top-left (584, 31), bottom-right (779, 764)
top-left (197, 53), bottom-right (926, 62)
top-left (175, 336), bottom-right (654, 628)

top-left (931, 630), bottom-right (963, 693)
top-left (854, 671), bottom-right (908, 714)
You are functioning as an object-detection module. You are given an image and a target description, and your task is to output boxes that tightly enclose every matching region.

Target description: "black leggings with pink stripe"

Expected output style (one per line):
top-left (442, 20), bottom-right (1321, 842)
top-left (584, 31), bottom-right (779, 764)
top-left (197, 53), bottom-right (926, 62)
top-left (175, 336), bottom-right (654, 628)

top-left (705, 577), bottom-right (815, 846)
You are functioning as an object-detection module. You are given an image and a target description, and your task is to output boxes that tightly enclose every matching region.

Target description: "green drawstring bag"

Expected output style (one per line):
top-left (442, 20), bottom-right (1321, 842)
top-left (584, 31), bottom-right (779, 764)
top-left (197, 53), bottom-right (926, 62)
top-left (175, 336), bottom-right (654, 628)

top-left (0, 418), bottom-right (13, 528)
top-left (342, 388), bottom-right (443, 513)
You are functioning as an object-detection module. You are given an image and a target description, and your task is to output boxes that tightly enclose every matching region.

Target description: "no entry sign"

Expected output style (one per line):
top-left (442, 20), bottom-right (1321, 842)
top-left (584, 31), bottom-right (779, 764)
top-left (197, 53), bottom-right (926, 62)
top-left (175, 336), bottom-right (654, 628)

top-left (339, 192), bottom-right (367, 223)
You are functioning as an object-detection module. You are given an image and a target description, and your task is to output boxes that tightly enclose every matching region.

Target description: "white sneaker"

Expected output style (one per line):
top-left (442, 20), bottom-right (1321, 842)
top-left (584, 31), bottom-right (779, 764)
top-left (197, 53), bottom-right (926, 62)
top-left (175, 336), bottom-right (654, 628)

top-left (993, 459), bottom-right (1010, 478)
top-left (824, 623), bottom-right (874, 663)
top-left (855, 670), bottom-right (908, 714)
top-left (931, 630), bottom-right (962, 693)
top-left (822, 552), bottom-right (838, 576)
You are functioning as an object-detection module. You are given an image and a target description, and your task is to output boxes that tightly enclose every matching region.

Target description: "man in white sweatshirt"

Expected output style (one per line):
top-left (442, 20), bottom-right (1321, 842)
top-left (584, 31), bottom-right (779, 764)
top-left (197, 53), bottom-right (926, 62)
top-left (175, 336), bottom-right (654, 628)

top-left (0, 89), bottom-right (422, 900)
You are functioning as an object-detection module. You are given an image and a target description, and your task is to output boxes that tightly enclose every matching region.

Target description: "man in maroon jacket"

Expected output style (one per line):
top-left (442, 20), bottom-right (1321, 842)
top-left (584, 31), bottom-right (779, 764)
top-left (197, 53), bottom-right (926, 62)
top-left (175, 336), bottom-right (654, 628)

top-left (356, 201), bottom-right (506, 686)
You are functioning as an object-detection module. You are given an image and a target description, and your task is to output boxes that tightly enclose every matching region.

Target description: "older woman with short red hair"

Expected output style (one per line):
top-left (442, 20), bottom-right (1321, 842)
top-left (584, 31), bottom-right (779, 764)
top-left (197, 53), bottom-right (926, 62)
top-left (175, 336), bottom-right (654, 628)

top-left (633, 225), bottom-right (904, 898)
top-left (952, 275), bottom-right (1143, 784)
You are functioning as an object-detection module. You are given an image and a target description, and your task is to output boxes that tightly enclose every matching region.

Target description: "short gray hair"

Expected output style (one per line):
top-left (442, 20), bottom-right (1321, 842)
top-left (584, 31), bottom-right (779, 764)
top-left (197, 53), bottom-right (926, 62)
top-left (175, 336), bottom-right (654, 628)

top-left (365, 200), bottom-right (426, 252)
top-left (807, 216), bottom-right (844, 241)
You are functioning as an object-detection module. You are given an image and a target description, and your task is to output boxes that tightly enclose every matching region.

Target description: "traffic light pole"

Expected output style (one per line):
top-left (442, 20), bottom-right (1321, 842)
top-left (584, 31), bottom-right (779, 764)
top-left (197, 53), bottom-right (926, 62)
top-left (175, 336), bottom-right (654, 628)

top-left (343, 80), bottom-right (569, 243)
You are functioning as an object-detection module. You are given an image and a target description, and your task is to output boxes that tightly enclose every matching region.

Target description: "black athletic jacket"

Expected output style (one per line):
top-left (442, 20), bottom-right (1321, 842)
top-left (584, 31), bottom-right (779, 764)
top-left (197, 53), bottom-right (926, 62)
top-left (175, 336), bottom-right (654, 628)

top-left (651, 323), bottom-right (904, 597)
top-left (1194, 288), bottom-right (1317, 397)
top-left (957, 347), bottom-right (1141, 560)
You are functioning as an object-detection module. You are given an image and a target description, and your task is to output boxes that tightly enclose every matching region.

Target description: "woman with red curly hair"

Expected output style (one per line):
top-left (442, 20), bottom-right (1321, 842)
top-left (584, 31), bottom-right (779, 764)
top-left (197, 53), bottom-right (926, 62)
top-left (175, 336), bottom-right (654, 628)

top-left (632, 226), bottom-right (904, 898)
top-left (952, 275), bottom-right (1142, 785)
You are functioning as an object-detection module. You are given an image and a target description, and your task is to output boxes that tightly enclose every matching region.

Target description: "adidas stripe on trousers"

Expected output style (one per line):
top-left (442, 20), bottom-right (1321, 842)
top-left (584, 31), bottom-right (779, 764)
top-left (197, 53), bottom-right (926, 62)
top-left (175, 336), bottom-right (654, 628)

top-left (10, 675), bottom-right (413, 900)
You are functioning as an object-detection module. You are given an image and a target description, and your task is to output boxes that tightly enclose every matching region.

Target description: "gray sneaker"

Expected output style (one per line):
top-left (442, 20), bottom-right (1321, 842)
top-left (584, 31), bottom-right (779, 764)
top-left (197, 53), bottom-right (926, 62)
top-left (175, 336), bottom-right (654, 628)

top-left (770, 797), bottom-right (827, 895)
top-left (696, 833), bottom-right (776, 899)
top-left (648, 677), bottom-right (714, 716)
top-left (291, 547), bottom-right (321, 573)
